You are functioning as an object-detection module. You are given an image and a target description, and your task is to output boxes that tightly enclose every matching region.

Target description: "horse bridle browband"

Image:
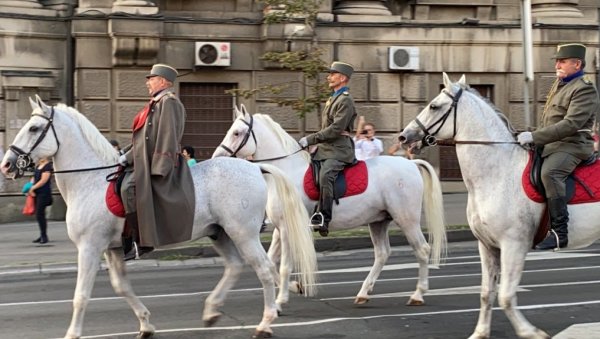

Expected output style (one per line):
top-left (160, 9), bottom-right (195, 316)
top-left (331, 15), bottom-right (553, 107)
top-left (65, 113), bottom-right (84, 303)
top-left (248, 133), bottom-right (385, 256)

top-left (9, 107), bottom-right (61, 177)
top-left (414, 88), bottom-right (519, 147)
top-left (218, 114), bottom-right (304, 162)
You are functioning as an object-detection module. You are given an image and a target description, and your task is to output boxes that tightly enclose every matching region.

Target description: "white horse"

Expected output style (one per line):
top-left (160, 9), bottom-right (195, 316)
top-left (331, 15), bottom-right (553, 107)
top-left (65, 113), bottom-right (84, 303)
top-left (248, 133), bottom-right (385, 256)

top-left (0, 96), bottom-right (317, 339)
top-left (399, 73), bottom-right (600, 339)
top-left (213, 106), bottom-right (447, 305)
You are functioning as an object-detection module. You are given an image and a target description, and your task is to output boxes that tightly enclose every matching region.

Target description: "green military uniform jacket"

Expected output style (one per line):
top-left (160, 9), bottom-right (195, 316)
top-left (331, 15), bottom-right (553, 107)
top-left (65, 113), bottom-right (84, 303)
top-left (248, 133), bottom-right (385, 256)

top-left (533, 75), bottom-right (600, 160)
top-left (306, 89), bottom-right (357, 164)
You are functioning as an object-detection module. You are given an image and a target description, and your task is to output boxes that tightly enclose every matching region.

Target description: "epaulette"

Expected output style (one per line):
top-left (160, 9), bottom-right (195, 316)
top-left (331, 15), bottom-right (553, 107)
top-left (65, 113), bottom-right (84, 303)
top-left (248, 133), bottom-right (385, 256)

top-left (342, 91), bottom-right (349, 96)
top-left (582, 75), bottom-right (593, 85)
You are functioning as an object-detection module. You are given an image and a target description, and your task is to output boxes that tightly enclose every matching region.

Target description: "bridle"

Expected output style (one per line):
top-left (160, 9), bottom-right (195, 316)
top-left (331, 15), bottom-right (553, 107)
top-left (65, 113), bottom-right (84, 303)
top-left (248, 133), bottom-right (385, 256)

top-left (9, 107), bottom-right (60, 177)
top-left (413, 88), bottom-right (519, 147)
top-left (218, 114), bottom-right (304, 162)
top-left (8, 106), bottom-right (119, 177)
top-left (218, 114), bottom-right (257, 158)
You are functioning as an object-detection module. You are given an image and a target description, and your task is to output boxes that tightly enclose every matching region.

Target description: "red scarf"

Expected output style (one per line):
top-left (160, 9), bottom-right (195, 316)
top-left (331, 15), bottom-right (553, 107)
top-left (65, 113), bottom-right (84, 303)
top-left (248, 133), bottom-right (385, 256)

top-left (132, 100), bottom-right (153, 132)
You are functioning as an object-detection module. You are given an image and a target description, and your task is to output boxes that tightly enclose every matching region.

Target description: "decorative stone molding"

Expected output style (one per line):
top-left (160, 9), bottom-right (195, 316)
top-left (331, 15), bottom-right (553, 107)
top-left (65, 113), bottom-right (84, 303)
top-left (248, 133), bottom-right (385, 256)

top-left (112, 0), bottom-right (159, 15)
top-left (531, 0), bottom-right (583, 18)
top-left (0, 0), bottom-right (55, 16)
top-left (333, 0), bottom-right (391, 15)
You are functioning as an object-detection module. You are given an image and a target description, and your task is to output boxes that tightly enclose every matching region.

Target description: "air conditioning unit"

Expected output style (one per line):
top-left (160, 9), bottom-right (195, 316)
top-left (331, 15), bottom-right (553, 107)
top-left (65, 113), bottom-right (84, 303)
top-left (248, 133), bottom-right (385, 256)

top-left (388, 46), bottom-right (419, 70)
top-left (195, 42), bottom-right (231, 67)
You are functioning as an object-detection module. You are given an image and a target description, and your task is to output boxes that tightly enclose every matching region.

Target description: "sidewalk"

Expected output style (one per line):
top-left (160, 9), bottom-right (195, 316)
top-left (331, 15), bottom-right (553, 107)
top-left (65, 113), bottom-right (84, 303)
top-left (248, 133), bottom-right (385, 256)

top-left (0, 193), bottom-right (472, 276)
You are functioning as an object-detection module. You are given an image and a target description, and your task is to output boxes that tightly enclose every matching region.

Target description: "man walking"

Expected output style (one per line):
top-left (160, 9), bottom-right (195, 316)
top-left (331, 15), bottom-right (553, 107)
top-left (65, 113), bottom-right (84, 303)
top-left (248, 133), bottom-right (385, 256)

top-left (299, 61), bottom-right (357, 237)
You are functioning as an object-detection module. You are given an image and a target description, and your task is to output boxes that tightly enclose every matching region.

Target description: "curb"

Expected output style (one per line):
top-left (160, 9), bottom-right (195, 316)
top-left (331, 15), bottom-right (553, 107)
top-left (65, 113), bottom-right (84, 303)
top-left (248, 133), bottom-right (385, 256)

top-left (0, 230), bottom-right (476, 277)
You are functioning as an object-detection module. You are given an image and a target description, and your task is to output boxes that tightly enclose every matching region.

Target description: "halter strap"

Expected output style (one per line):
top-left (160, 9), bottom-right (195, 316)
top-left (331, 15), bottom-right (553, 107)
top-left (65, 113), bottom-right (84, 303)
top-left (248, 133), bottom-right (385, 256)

top-left (218, 114), bottom-right (257, 158)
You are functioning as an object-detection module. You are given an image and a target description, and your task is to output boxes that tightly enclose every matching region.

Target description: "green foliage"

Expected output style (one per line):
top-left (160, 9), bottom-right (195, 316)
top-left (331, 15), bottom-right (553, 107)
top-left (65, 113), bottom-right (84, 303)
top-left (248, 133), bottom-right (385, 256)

top-left (229, 0), bottom-right (328, 121)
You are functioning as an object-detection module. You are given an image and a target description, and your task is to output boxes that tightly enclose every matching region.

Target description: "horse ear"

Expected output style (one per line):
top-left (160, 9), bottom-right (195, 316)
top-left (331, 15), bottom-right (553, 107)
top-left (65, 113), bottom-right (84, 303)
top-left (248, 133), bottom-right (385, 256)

top-left (442, 72), bottom-right (452, 89)
top-left (240, 104), bottom-right (249, 117)
top-left (458, 74), bottom-right (467, 86)
top-left (234, 105), bottom-right (243, 118)
top-left (29, 97), bottom-right (39, 111)
top-left (35, 94), bottom-right (50, 114)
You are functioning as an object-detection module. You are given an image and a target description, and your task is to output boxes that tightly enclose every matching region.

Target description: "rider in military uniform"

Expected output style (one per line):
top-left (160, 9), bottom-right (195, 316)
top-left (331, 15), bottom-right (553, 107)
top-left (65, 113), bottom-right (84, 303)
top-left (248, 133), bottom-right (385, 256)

top-left (299, 61), bottom-right (357, 237)
top-left (518, 43), bottom-right (600, 250)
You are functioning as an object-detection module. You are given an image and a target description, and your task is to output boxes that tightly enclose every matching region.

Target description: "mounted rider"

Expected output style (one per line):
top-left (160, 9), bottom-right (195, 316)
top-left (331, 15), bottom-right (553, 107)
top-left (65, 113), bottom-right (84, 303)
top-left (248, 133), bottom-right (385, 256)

top-left (299, 61), bottom-right (357, 237)
top-left (119, 64), bottom-right (196, 260)
top-left (517, 43), bottom-right (600, 250)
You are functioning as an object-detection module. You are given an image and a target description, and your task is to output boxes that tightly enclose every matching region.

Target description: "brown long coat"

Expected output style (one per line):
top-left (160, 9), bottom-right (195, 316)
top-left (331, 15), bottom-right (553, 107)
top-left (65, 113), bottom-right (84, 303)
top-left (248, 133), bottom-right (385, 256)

top-left (124, 88), bottom-right (196, 247)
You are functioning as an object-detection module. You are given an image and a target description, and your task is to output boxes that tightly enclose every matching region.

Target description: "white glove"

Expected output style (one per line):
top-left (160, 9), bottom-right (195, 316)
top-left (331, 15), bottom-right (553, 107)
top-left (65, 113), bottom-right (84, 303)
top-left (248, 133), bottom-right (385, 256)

top-left (299, 137), bottom-right (308, 148)
top-left (118, 154), bottom-right (128, 166)
top-left (517, 132), bottom-right (534, 145)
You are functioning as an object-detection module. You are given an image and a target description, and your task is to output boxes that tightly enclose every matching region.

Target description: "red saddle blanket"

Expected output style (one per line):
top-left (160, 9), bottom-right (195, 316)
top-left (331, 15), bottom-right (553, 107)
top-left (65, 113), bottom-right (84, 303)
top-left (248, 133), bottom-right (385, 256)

top-left (106, 180), bottom-right (126, 217)
top-left (303, 161), bottom-right (368, 201)
top-left (522, 153), bottom-right (600, 204)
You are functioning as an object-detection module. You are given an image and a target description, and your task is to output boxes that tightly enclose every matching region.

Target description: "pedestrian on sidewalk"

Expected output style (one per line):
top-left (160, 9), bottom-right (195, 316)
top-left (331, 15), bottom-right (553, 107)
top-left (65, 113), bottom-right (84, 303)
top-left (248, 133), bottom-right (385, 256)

top-left (28, 157), bottom-right (54, 244)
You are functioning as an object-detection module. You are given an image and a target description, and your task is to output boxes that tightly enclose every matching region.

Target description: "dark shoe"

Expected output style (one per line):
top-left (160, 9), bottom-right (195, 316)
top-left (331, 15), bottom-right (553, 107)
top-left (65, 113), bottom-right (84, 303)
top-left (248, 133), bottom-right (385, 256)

top-left (535, 197), bottom-right (569, 251)
top-left (124, 242), bottom-right (154, 261)
top-left (535, 230), bottom-right (568, 250)
top-left (318, 224), bottom-right (329, 237)
top-left (32, 237), bottom-right (41, 243)
top-left (39, 237), bottom-right (48, 244)
top-left (310, 212), bottom-right (324, 231)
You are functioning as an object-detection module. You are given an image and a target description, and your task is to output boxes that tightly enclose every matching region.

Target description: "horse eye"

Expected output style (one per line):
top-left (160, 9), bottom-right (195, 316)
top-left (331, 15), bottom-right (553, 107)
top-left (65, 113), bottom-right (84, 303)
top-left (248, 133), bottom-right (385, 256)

top-left (29, 126), bottom-right (39, 132)
top-left (233, 131), bottom-right (240, 137)
top-left (430, 104), bottom-right (438, 110)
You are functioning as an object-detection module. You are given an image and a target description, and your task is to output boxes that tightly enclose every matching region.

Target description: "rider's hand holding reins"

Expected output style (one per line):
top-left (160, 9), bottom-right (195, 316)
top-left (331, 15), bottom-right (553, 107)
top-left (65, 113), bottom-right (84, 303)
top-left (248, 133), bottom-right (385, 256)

top-left (517, 132), bottom-right (533, 145)
top-left (298, 137), bottom-right (308, 148)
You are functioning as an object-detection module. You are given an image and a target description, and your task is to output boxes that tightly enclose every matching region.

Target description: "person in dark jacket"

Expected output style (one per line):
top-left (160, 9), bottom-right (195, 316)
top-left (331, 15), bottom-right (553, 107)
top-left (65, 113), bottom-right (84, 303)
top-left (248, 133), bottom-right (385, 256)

top-left (28, 157), bottom-right (53, 244)
top-left (518, 43), bottom-right (600, 250)
top-left (299, 61), bottom-right (357, 237)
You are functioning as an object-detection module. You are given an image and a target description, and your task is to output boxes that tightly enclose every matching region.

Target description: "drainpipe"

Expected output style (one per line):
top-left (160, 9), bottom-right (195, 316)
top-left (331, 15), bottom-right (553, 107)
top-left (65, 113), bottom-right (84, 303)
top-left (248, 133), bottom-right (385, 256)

top-left (65, 1), bottom-right (75, 106)
top-left (521, 0), bottom-right (534, 129)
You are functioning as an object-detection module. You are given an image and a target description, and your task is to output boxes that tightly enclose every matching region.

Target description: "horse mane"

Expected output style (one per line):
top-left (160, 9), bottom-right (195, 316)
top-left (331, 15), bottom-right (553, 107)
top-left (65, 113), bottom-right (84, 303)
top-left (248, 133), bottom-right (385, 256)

top-left (464, 87), bottom-right (518, 135)
top-left (251, 114), bottom-right (311, 162)
top-left (56, 104), bottom-right (119, 163)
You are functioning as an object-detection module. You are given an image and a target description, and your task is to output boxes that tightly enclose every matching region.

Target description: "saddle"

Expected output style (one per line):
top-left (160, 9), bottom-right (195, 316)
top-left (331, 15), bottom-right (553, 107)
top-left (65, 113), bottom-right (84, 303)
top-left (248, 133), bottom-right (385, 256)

top-left (523, 148), bottom-right (600, 248)
top-left (303, 160), bottom-right (368, 201)
top-left (105, 168), bottom-right (126, 218)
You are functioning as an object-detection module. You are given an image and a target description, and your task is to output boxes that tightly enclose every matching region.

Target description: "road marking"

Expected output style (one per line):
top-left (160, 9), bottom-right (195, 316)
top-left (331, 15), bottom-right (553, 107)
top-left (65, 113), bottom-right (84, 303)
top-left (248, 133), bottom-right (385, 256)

top-left (50, 299), bottom-right (600, 339)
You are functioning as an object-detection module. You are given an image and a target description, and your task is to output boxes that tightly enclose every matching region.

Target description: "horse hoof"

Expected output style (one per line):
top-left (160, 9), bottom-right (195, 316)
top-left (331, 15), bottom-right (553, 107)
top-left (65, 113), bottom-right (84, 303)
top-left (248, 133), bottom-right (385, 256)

top-left (290, 281), bottom-right (303, 295)
top-left (406, 298), bottom-right (425, 306)
top-left (204, 315), bottom-right (221, 327)
top-left (136, 331), bottom-right (154, 339)
top-left (354, 296), bottom-right (369, 305)
top-left (252, 330), bottom-right (273, 338)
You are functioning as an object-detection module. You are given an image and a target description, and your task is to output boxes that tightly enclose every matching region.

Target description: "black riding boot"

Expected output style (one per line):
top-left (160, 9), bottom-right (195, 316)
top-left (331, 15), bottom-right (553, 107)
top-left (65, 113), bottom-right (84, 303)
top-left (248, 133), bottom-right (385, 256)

top-left (310, 194), bottom-right (333, 237)
top-left (123, 212), bottom-right (154, 261)
top-left (535, 197), bottom-right (569, 250)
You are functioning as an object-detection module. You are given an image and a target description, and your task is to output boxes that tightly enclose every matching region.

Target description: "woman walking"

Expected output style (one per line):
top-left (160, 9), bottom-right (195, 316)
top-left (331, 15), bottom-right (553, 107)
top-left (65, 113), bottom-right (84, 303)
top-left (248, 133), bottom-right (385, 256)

top-left (28, 157), bottom-right (53, 244)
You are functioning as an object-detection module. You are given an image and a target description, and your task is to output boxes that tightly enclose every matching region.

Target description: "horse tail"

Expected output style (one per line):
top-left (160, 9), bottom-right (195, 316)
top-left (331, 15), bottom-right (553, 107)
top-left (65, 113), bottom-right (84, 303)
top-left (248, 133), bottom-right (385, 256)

top-left (258, 163), bottom-right (318, 297)
top-left (412, 159), bottom-right (447, 266)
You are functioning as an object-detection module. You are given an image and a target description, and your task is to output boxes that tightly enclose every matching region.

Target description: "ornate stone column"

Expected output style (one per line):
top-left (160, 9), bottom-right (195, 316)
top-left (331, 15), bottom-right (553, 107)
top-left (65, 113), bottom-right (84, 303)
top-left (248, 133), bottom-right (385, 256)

top-left (531, 0), bottom-right (583, 19)
top-left (112, 0), bottom-right (158, 15)
top-left (333, 0), bottom-right (391, 15)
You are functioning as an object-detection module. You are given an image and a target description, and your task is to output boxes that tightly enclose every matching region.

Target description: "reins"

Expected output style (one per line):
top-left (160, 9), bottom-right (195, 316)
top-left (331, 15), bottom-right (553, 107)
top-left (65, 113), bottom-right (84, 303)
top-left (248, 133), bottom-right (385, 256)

top-left (248, 148), bottom-right (304, 163)
top-left (52, 163), bottom-right (120, 174)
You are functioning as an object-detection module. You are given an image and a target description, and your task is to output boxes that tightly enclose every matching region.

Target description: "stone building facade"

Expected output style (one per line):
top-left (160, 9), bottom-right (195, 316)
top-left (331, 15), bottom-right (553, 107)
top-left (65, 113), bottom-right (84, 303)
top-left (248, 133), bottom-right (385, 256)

top-left (1, 0), bottom-right (599, 186)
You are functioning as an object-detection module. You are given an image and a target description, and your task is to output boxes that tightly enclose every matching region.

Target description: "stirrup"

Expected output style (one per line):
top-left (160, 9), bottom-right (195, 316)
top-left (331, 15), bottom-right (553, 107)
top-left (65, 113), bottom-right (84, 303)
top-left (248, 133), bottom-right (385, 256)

top-left (550, 230), bottom-right (561, 252)
top-left (309, 212), bottom-right (324, 230)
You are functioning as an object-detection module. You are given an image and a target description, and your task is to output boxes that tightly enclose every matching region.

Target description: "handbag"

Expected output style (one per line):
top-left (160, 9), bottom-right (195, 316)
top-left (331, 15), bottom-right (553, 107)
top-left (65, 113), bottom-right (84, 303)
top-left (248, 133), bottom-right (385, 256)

top-left (22, 195), bottom-right (35, 216)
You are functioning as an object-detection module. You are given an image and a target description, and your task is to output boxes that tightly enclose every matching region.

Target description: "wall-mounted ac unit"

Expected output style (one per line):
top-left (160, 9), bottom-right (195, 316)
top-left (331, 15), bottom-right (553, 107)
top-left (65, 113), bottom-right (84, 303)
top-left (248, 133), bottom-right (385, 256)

top-left (195, 42), bottom-right (231, 67)
top-left (388, 46), bottom-right (419, 70)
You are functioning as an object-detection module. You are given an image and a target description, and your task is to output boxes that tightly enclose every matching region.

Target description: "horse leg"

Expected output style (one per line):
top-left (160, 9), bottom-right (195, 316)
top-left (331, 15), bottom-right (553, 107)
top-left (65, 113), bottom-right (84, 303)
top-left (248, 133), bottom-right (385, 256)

top-left (204, 233), bottom-right (244, 327)
top-left (401, 220), bottom-right (432, 306)
top-left (468, 241), bottom-right (500, 339)
top-left (104, 248), bottom-right (155, 338)
top-left (498, 244), bottom-right (550, 339)
top-left (354, 221), bottom-right (390, 305)
top-left (231, 233), bottom-right (279, 338)
top-left (64, 244), bottom-right (104, 339)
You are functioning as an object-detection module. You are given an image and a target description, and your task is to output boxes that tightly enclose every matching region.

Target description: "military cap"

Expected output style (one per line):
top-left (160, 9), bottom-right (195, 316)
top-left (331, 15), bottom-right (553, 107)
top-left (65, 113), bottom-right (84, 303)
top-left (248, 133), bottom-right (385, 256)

top-left (146, 63), bottom-right (178, 82)
top-left (553, 43), bottom-right (586, 60)
top-left (329, 61), bottom-right (354, 78)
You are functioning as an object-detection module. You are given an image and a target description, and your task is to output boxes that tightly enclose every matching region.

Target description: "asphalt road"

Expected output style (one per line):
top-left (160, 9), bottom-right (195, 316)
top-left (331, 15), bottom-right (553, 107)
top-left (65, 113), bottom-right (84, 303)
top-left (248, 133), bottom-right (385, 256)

top-left (1, 241), bottom-right (599, 339)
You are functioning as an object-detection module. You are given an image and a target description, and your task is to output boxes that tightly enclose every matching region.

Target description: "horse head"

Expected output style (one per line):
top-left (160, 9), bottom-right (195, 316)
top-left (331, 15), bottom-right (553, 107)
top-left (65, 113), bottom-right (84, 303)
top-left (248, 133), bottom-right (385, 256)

top-left (1, 95), bottom-right (60, 179)
top-left (399, 72), bottom-right (467, 148)
top-left (212, 104), bottom-right (257, 159)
